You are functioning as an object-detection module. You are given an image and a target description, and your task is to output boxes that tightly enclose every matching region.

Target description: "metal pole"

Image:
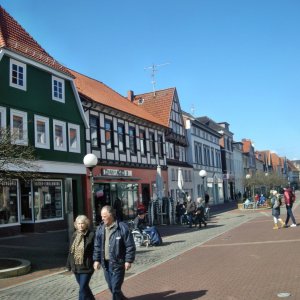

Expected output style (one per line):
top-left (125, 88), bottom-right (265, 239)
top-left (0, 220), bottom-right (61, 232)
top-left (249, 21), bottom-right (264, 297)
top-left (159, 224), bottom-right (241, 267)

top-left (89, 168), bottom-right (96, 228)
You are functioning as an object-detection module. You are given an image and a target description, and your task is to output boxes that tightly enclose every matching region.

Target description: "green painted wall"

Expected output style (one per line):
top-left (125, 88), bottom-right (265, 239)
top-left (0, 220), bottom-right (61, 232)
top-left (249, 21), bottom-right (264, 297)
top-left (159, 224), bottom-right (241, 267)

top-left (0, 55), bottom-right (86, 163)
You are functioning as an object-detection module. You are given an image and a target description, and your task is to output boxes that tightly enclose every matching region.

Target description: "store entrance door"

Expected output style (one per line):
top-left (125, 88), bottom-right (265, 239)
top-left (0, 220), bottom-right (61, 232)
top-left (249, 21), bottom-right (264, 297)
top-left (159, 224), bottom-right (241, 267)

top-left (141, 184), bottom-right (150, 212)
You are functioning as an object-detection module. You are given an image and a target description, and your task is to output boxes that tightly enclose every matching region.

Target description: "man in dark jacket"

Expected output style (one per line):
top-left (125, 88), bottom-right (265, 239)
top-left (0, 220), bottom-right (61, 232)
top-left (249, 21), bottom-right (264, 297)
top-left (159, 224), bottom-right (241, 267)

top-left (93, 205), bottom-right (136, 300)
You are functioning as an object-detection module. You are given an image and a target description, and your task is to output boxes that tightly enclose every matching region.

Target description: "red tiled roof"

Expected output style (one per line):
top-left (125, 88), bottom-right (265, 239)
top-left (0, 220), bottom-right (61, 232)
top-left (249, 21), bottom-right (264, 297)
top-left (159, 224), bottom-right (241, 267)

top-left (69, 69), bottom-right (166, 127)
top-left (132, 88), bottom-right (176, 127)
top-left (0, 6), bottom-right (72, 77)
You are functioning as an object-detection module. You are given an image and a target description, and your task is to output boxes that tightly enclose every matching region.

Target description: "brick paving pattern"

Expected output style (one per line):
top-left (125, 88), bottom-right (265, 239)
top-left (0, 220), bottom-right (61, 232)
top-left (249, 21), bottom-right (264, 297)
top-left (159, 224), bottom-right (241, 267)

top-left (0, 196), bottom-right (299, 300)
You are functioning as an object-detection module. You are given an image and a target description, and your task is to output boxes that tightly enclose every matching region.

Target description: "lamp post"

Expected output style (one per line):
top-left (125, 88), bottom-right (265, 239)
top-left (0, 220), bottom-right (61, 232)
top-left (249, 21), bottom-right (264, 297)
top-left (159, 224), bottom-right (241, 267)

top-left (245, 174), bottom-right (251, 199)
top-left (83, 153), bottom-right (98, 228)
top-left (199, 169), bottom-right (207, 199)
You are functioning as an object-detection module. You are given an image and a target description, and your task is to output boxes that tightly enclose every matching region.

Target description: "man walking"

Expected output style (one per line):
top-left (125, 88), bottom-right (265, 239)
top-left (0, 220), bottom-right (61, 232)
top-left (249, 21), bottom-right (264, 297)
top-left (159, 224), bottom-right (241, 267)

top-left (93, 205), bottom-right (136, 300)
top-left (284, 187), bottom-right (297, 228)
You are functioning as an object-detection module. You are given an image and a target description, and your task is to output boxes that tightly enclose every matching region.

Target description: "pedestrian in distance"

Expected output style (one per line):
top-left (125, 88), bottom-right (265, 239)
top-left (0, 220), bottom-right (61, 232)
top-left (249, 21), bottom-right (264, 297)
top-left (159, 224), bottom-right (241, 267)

top-left (284, 187), bottom-right (297, 228)
top-left (93, 205), bottom-right (136, 300)
top-left (186, 195), bottom-right (196, 228)
top-left (66, 215), bottom-right (95, 300)
top-left (194, 197), bottom-right (207, 229)
top-left (270, 190), bottom-right (285, 229)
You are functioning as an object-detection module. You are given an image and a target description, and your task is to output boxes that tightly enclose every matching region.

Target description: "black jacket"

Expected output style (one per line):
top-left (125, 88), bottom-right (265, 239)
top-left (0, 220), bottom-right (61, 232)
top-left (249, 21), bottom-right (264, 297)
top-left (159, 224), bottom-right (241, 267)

top-left (66, 230), bottom-right (95, 274)
top-left (93, 221), bottom-right (135, 271)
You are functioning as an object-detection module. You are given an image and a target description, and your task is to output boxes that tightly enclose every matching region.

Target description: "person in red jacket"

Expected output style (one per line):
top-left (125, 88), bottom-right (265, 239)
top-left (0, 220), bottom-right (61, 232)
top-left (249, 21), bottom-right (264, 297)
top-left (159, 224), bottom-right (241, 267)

top-left (284, 187), bottom-right (297, 228)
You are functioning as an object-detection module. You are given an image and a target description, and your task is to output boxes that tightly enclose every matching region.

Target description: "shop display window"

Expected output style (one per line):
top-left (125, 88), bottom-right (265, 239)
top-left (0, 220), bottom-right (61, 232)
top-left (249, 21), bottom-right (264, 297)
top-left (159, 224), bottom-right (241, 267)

top-left (0, 180), bottom-right (18, 224)
top-left (33, 180), bottom-right (63, 220)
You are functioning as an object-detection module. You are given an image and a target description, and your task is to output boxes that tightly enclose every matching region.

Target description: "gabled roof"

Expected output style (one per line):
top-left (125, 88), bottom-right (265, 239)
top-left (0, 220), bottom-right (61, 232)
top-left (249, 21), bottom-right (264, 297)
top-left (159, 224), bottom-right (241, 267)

top-left (69, 69), bottom-right (166, 127)
top-left (0, 6), bottom-right (72, 77)
top-left (132, 88), bottom-right (176, 127)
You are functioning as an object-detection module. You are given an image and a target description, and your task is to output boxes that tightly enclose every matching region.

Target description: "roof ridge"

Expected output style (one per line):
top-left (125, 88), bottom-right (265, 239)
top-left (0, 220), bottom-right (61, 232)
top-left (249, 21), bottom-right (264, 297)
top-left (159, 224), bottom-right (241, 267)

top-left (69, 68), bottom-right (131, 101)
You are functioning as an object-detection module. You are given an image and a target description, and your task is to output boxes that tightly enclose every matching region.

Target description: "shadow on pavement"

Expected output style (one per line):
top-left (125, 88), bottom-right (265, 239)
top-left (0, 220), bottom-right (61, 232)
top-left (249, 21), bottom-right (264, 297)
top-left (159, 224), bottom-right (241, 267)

top-left (124, 289), bottom-right (208, 299)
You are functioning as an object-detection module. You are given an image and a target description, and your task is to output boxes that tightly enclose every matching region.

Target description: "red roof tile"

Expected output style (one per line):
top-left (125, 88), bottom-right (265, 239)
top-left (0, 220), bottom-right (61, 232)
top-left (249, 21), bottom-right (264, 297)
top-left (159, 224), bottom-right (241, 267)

top-left (0, 6), bottom-right (72, 77)
top-left (132, 88), bottom-right (176, 127)
top-left (69, 69), bottom-right (166, 127)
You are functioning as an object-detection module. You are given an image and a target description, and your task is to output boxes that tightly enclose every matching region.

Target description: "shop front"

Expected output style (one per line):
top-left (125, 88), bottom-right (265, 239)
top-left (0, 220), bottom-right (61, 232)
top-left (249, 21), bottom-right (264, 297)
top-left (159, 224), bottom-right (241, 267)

top-left (0, 175), bottom-right (84, 237)
top-left (87, 166), bottom-right (168, 223)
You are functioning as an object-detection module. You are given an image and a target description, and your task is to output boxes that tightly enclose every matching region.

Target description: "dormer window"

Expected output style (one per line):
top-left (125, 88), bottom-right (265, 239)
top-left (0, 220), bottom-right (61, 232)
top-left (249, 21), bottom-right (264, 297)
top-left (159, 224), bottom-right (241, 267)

top-left (10, 59), bottom-right (26, 91)
top-left (52, 76), bottom-right (65, 103)
top-left (137, 98), bottom-right (144, 105)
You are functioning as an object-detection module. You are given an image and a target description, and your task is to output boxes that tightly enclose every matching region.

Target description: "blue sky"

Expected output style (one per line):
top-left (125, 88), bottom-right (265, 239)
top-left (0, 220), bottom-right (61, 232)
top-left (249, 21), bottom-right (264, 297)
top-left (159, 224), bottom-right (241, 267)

top-left (2, 0), bottom-right (300, 159)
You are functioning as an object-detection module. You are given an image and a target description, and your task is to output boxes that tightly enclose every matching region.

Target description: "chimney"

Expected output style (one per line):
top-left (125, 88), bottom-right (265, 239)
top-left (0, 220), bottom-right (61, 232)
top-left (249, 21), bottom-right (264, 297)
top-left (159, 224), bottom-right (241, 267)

top-left (127, 90), bottom-right (134, 102)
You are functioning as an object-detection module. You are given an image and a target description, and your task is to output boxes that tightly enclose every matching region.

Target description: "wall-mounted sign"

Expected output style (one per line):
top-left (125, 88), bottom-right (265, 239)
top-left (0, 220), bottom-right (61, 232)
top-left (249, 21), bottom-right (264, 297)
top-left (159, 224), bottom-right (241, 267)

top-left (102, 169), bottom-right (132, 177)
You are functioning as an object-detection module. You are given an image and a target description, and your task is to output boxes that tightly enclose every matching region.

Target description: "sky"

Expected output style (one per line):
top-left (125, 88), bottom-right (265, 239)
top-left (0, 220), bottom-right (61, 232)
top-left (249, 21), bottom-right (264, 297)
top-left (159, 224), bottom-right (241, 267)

top-left (2, 0), bottom-right (300, 160)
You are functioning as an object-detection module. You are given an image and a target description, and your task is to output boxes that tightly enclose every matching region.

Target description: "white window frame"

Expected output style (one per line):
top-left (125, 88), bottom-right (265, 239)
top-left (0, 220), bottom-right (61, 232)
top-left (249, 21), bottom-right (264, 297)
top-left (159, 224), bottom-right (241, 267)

top-left (0, 106), bottom-right (7, 129)
top-left (10, 109), bottom-right (28, 145)
top-left (52, 76), bottom-right (65, 103)
top-left (34, 115), bottom-right (50, 149)
top-left (68, 123), bottom-right (81, 153)
top-left (53, 119), bottom-right (67, 151)
top-left (10, 59), bottom-right (27, 91)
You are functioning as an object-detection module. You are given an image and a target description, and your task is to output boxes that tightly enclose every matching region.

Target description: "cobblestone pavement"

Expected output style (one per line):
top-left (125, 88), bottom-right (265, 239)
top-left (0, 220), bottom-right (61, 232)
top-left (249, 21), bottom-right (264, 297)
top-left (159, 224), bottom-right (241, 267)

top-left (0, 207), bottom-right (262, 300)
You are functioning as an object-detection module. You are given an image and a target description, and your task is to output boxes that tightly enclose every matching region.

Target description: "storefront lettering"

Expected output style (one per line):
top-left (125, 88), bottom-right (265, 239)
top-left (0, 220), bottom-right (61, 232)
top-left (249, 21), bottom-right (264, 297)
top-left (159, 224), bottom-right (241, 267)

top-left (0, 180), bottom-right (17, 186)
top-left (102, 169), bottom-right (132, 177)
top-left (34, 181), bottom-right (61, 187)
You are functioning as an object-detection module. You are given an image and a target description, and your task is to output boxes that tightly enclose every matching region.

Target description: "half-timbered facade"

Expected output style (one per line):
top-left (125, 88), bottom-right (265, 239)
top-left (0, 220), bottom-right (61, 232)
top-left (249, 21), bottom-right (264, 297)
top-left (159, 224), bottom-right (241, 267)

top-left (132, 88), bottom-right (193, 202)
top-left (70, 70), bottom-right (168, 220)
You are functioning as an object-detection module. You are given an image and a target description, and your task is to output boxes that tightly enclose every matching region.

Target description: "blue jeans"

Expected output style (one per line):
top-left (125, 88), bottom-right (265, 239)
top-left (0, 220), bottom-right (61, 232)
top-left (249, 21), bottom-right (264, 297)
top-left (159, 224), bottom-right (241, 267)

top-left (103, 260), bottom-right (126, 300)
top-left (285, 205), bottom-right (296, 225)
top-left (74, 273), bottom-right (95, 300)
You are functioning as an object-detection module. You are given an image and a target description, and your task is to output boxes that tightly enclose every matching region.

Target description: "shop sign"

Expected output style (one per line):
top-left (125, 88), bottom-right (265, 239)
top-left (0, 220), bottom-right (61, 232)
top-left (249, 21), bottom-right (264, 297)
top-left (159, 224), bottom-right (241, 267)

top-left (0, 180), bottom-right (17, 186)
top-left (34, 181), bottom-right (61, 187)
top-left (102, 169), bottom-right (132, 177)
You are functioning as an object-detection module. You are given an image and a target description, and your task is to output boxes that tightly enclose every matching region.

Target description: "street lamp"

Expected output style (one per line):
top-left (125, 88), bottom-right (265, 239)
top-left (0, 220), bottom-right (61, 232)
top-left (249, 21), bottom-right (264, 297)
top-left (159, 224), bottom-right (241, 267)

top-left (245, 174), bottom-right (251, 199)
top-left (83, 153), bottom-right (98, 228)
top-left (199, 169), bottom-right (207, 198)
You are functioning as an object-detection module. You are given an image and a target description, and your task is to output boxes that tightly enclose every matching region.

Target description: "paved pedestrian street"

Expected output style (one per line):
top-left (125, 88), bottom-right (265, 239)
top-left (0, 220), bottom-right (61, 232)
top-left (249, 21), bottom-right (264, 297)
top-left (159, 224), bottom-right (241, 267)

top-left (1, 198), bottom-right (300, 300)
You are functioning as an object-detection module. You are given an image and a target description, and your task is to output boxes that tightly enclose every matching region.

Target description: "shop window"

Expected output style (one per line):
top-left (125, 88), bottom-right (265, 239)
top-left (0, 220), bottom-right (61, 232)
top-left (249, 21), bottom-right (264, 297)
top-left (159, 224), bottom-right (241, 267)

top-left (34, 115), bottom-right (50, 149)
top-left (20, 181), bottom-right (32, 221)
top-left (53, 119), bottom-right (67, 151)
top-left (33, 180), bottom-right (63, 221)
top-left (10, 59), bottom-right (26, 91)
top-left (118, 183), bottom-right (138, 219)
top-left (52, 76), bottom-right (65, 103)
top-left (68, 123), bottom-right (81, 153)
top-left (10, 109), bottom-right (28, 145)
top-left (0, 180), bottom-right (18, 224)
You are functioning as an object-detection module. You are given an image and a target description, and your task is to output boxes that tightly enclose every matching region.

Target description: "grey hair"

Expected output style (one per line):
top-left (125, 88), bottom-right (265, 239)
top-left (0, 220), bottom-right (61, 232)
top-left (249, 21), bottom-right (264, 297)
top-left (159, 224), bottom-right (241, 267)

top-left (74, 215), bottom-right (90, 229)
top-left (101, 205), bottom-right (116, 219)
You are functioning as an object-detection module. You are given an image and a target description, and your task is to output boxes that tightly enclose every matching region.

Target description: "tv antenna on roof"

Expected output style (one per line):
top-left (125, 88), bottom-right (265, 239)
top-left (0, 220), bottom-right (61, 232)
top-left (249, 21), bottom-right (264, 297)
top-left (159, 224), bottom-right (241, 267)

top-left (144, 62), bottom-right (170, 96)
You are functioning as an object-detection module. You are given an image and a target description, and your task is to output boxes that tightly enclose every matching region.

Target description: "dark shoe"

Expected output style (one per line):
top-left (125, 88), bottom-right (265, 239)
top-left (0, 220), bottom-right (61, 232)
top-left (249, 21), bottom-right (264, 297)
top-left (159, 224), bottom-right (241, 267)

top-left (204, 223), bottom-right (207, 227)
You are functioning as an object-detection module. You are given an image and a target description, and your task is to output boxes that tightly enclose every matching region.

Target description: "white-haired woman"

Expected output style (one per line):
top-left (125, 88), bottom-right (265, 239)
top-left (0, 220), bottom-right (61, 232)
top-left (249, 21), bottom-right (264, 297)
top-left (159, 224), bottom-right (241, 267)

top-left (66, 215), bottom-right (95, 300)
top-left (271, 191), bottom-right (285, 229)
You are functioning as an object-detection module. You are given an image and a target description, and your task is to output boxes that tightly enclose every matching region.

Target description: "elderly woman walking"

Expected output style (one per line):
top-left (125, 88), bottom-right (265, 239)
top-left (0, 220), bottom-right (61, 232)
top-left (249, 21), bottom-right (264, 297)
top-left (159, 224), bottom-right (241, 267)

top-left (66, 215), bottom-right (95, 300)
